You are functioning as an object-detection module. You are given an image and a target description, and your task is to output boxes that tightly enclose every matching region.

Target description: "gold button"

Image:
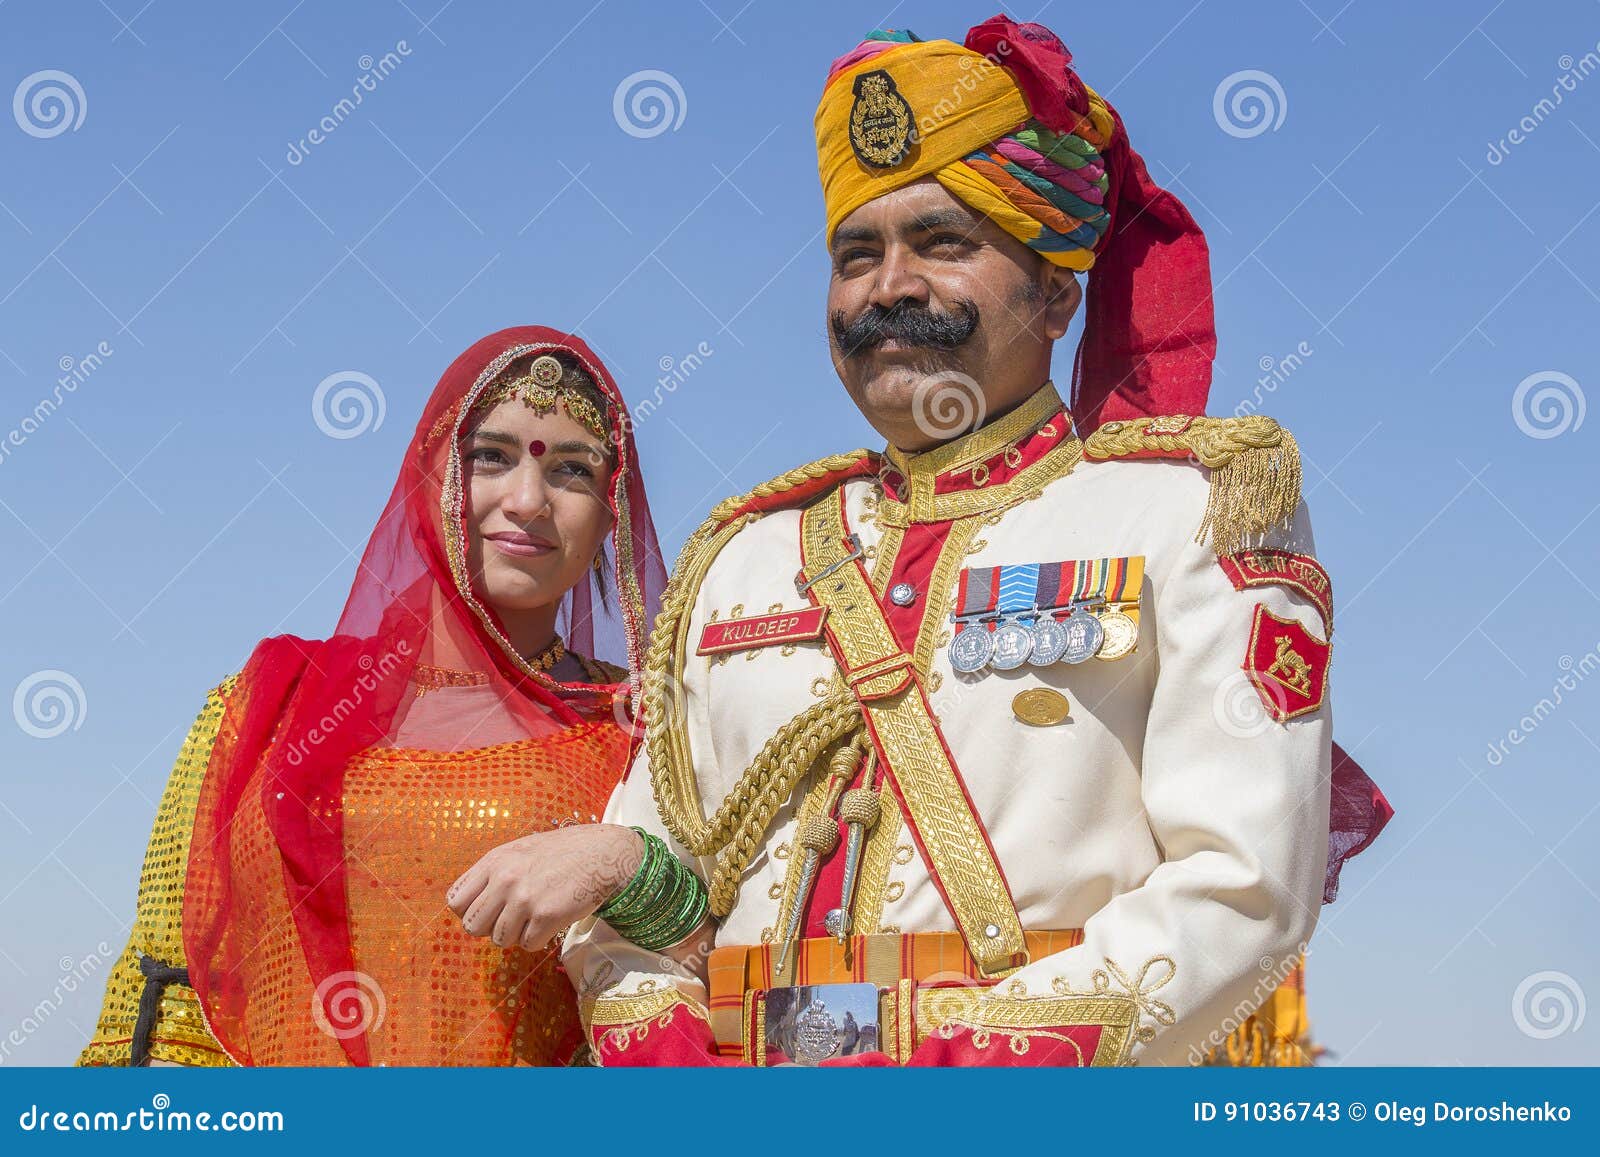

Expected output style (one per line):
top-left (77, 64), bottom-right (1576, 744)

top-left (1012, 687), bottom-right (1070, 727)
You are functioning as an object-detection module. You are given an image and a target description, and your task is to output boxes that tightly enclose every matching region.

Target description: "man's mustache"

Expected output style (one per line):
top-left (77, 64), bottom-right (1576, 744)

top-left (831, 300), bottom-right (980, 358)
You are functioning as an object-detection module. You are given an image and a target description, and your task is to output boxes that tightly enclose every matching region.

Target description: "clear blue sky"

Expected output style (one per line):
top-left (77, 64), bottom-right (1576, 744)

top-left (2, 0), bottom-right (1597, 1066)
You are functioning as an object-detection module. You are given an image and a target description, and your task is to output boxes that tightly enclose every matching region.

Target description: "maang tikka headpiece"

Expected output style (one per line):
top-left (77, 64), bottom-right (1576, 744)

top-left (476, 353), bottom-right (609, 440)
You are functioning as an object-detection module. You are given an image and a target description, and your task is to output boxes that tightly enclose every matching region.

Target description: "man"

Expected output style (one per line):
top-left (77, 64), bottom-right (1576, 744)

top-left (564, 16), bottom-right (1388, 1067)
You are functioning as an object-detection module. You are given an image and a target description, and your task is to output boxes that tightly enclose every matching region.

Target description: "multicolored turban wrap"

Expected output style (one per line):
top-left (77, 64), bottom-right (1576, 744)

top-left (816, 16), bottom-right (1217, 429)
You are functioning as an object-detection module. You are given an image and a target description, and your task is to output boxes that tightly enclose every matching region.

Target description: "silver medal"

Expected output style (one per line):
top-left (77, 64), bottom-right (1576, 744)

top-left (1060, 609), bottom-right (1105, 664)
top-left (948, 625), bottom-right (994, 674)
top-left (1028, 615), bottom-right (1069, 666)
top-left (989, 620), bottom-right (1034, 670)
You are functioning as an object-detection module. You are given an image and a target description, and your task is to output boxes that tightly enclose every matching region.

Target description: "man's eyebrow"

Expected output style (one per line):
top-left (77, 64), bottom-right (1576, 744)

top-left (832, 223), bottom-right (880, 247)
top-left (904, 209), bottom-right (973, 234)
top-left (833, 210), bottom-right (975, 250)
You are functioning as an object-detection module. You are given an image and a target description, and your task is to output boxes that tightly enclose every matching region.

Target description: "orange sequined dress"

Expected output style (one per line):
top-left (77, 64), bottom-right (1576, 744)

top-left (79, 667), bottom-right (630, 1067)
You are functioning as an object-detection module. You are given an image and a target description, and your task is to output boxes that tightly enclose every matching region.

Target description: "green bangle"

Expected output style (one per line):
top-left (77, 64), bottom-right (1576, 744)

top-left (597, 828), bottom-right (709, 952)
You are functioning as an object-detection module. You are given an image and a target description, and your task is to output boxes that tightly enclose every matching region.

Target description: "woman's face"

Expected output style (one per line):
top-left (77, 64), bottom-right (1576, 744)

top-left (461, 398), bottom-right (615, 617)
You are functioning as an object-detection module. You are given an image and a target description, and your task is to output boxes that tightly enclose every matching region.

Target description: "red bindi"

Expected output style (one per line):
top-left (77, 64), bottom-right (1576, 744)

top-left (528, 439), bottom-right (546, 457)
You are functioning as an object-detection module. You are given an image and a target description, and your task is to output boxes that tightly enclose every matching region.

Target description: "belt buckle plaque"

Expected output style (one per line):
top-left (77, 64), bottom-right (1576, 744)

top-left (762, 982), bottom-right (880, 1066)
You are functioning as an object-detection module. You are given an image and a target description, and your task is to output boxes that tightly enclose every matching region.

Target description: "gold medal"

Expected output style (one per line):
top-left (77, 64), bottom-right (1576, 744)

top-left (1094, 609), bottom-right (1138, 660)
top-left (1011, 687), bottom-right (1071, 727)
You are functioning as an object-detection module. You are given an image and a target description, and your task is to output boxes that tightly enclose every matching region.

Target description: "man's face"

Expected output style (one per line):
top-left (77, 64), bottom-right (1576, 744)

top-left (826, 178), bottom-right (1080, 452)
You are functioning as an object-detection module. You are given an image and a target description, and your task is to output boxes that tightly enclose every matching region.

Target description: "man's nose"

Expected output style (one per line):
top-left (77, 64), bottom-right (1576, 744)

top-left (866, 246), bottom-right (929, 311)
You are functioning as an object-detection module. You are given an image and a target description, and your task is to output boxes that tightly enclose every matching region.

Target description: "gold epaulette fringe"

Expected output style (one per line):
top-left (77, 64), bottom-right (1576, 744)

top-left (1083, 416), bottom-right (1302, 556)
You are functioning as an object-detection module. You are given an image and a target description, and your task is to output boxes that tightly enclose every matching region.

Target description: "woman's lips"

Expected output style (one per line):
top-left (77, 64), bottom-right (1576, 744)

top-left (485, 532), bottom-right (555, 558)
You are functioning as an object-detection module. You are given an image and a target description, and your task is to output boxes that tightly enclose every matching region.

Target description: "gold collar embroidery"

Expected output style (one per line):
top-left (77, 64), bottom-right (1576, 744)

top-left (877, 381), bottom-right (1082, 525)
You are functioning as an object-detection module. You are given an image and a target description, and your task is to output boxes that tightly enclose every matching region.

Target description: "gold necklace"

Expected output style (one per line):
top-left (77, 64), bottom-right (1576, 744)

top-left (527, 637), bottom-right (567, 672)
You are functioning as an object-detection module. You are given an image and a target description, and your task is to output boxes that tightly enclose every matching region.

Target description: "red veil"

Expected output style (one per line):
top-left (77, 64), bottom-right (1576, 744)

top-left (183, 326), bottom-right (666, 1065)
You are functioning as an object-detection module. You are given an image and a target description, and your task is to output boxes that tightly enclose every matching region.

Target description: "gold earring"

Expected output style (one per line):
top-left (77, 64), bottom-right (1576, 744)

top-left (593, 554), bottom-right (605, 583)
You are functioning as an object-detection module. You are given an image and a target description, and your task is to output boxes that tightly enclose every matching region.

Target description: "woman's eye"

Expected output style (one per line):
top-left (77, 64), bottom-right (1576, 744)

top-left (468, 448), bottom-right (508, 466)
top-left (554, 460), bottom-right (595, 480)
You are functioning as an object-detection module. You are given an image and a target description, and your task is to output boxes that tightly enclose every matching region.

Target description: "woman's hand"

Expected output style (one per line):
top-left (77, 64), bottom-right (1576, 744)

top-left (447, 823), bottom-right (643, 952)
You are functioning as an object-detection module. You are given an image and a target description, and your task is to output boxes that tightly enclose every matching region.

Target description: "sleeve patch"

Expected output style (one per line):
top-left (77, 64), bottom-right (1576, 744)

top-left (1219, 548), bottom-right (1332, 636)
top-left (1243, 604), bottom-right (1330, 722)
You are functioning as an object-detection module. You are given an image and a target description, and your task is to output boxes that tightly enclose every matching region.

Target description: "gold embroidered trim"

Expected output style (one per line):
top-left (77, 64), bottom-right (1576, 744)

top-left (918, 988), bottom-right (1138, 1066)
top-left (878, 384), bottom-right (1083, 525)
top-left (800, 489), bottom-right (1024, 976)
top-left (885, 381), bottom-right (1061, 479)
top-left (1083, 415), bottom-right (1302, 555)
top-left (411, 663), bottom-right (491, 695)
top-left (586, 985), bottom-right (709, 1028)
top-left (912, 516), bottom-right (987, 677)
top-left (880, 437), bottom-right (1084, 526)
top-left (1049, 954), bottom-right (1178, 1057)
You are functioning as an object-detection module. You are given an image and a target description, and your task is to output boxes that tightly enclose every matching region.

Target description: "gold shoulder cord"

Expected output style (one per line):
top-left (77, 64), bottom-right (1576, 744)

top-left (643, 454), bottom-right (868, 903)
top-left (1083, 415), bottom-right (1302, 556)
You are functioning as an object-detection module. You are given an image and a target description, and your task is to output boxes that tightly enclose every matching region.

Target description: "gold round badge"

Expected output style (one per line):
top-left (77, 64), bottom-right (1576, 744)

top-left (1011, 687), bottom-right (1071, 727)
top-left (1095, 610), bottom-right (1138, 660)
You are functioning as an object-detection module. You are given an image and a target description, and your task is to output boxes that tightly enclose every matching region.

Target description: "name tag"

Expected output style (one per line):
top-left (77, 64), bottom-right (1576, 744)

top-left (697, 606), bottom-right (829, 656)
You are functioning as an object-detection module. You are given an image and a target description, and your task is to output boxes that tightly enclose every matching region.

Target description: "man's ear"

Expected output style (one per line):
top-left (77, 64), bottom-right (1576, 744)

top-left (1041, 268), bottom-right (1082, 341)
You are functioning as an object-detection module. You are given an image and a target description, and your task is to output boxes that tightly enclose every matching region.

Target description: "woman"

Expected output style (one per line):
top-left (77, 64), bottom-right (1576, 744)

top-left (79, 326), bottom-right (699, 1066)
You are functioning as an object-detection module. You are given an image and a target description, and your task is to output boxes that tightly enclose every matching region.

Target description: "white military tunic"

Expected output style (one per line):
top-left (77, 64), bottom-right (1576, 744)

top-left (566, 381), bottom-right (1332, 1066)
